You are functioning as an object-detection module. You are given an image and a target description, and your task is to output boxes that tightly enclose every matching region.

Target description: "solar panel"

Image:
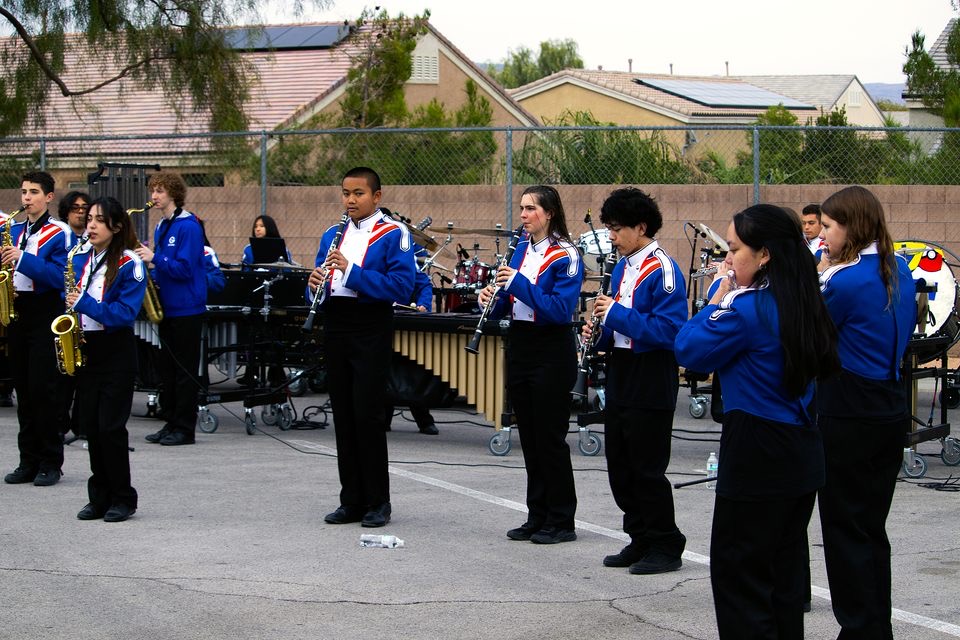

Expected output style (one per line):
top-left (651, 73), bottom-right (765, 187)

top-left (637, 78), bottom-right (814, 110)
top-left (225, 24), bottom-right (351, 51)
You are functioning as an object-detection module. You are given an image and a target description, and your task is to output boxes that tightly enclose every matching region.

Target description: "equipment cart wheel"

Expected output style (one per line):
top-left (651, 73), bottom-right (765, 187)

top-left (902, 449), bottom-right (928, 478)
top-left (940, 387), bottom-right (960, 410)
top-left (488, 428), bottom-right (512, 456)
top-left (941, 437), bottom-right (960, 466)
top-left (278, 404), bottom-right (294, 431)
top-left (577, 428), bottom-right (602, 456)
top-left (261, 404), bottom-right (280, 426)
top-left (689, 396), bottom-right (708, 419)
top-left (244, 410), bottom-right (256, 436)
top-left (197, 407), bottom-right (219, 434)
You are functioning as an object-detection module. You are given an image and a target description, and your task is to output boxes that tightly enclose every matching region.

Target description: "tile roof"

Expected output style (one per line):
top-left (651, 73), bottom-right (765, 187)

top-left (6, 21), bottom-right (537, 157)
top-left (511, 69), bottom-right (817, 121)
top-left (930, 18), bottom-right (958, 70)
top-left (736, 75), bottom-right (857, 111)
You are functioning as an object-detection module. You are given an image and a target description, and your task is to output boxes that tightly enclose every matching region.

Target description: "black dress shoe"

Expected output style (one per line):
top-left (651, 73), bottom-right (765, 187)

top-left (506, 521), bottom-right (543, 541)
top-left (159, 431), bottom-right (195, 446)
top-left (103, 504), bottom-right (136, 522)
top-left (324, 506), bottom-right (365, 524)
top-left (77, 503), bottom-right (107, 520)
top-left (603, 544), bottom-right (648, 568)
top-left (145, 427), bottom-right (172, 443)
top-left (361, 502), bottom-right (392, 528)
top-left (629, 551), bottom-right (682, 575)
top-left (418, 423), bottom-right (439, 435)
top-left (33, 469), bottom-right (62, 486)
top-left (4, 466), bottom-right (38, 484)
top-left (530, 527), bottom-right (577, 544)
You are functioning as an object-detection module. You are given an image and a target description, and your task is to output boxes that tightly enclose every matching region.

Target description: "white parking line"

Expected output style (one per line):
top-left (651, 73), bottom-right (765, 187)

top-left (291, 440), bottom-right (960, 637)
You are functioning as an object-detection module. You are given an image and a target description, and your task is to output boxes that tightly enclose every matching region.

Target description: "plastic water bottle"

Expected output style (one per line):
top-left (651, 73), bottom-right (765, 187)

top-left (359, 534), bottom-right (404, 548)
top-left (706, 452), bottom-right (719, 490)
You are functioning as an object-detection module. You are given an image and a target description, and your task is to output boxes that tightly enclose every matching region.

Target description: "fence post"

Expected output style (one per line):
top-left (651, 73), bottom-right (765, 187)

top-left (752, 127), bottom-right (760, 204)
top-left (39, 138), bottom-right (47, 171)
top-left (260, 131), bottom-right (268, 218)
top-left (505, 128), bottom-right (513, 228)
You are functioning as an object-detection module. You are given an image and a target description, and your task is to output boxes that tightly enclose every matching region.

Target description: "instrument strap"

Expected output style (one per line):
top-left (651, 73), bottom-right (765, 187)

top-left (82, 251), bottom-right (107, 294)
top-left (18, 212), bottom-right (50, 250)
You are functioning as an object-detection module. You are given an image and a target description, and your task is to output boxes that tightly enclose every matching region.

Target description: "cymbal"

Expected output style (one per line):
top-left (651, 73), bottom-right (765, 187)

top-left (248, 261), bottom-right (311, 271)
top-left (406, 224), bottom-right (438, 251)
top-left (416, 257), bottom-right (452, 273)
top-left (433, 226), bottom-right (511, 237)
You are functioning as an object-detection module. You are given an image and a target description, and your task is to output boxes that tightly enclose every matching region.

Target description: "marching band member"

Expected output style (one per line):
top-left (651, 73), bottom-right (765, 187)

top-left (800, 204), bottom-right (825, 261)
top-left (241, 215), bottom-right (291, 267)
top-left (2, 171), bottom-right (70, 487)
top-left (675, 204), bottom-right (839, 640)
top-left (309, 167), bottom-right (415, 528)
top-left (57, 191), bottom-right (90, 247)
top-left (582, 187), bottom-right (687, 573)
top-left (816, 186), bottom-right (916, 640)
top-left (135, 171), bottom-right (207, 447)
top-left (478, 185), bottom-right (583, 545)
top-left (67, 197), bottom-right (146, 522)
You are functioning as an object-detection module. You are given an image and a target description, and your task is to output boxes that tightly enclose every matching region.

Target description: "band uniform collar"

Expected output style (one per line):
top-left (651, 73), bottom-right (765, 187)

top-left (624, 239), bottom-right (659, 268)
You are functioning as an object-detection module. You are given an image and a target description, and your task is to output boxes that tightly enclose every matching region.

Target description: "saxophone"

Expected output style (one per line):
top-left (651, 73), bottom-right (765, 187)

top-left (51, 238), bottom-right (88, 376)
top-left (0, 206), bottom-right (26, 326)
top-left (127, 202), bottom-right (163, 324)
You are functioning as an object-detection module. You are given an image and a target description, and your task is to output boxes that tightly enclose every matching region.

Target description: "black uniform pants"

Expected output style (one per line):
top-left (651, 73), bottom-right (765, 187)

top-left (324, 300), bottom-right (393, 509)
top-left (818, 415), bottom-right (903, 640)
top-left (78, 330), bottom-right (138, 509)
top-left (605, 404), bottom-right (685, 556)
top-left (9, 291), bottom-right (64, 472)
top-left (507, 323), bottom-right (577, 529)
top-left (711, 491), bottom-right (816, 640)
top-left (158, 314), bottom-right (202, 436)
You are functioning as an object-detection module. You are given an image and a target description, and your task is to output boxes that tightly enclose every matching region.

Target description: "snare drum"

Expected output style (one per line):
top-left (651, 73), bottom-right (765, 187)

top-left (895, 240), bottom-right (960, 363)
top-left (578, 229), bottom-right (612, 260)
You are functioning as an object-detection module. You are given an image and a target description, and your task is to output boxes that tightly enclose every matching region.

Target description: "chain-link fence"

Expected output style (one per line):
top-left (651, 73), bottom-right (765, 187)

top-left (0, 124), bottom-right (957, 269)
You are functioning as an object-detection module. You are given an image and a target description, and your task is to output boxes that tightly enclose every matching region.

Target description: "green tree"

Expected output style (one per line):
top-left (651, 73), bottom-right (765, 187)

top-left (904, 16), bottom-right (960, 125)
top-left (512, 110), bottom-right (695, 184)
top-left (0, 1), bottom-right (329, 136)
top-left (337, 7), bottom-right (431, 128)
top-left (488, 39), bottom-right (583, 89)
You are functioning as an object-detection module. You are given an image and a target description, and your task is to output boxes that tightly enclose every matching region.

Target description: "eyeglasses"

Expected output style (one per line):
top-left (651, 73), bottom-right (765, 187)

top-left (69, 204), bottom-right (89, 212)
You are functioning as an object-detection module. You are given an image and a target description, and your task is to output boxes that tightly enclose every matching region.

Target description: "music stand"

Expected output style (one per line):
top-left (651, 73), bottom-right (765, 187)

top-left (249, 237), bottom-right (288, 264)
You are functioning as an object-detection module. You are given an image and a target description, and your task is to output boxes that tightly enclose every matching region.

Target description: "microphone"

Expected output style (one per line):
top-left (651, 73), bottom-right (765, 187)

top-left (457, 243), bottom-right (469, 261)
top-left (439, 273), bottom-right (453, 285)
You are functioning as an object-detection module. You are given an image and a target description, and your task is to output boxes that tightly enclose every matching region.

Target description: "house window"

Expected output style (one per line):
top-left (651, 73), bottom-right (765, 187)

top-left (411, 54), bottom-right (439, 84)
top-left (849, 90), bottom-right (863, 107)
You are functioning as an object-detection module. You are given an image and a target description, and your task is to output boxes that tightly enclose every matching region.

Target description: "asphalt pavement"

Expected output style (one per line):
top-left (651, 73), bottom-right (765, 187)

top-left (0, 381), bottom-right (958, 639)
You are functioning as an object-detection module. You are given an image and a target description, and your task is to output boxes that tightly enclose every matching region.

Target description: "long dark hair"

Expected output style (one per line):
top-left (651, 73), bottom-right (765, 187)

top-left (87, 197), bottom-right (137, 292)
top-left (733, 204), bottom-right (840, 395)
top-left (252, 215), bottom-right (281, 238)
top-left (821, 185), bottom-right (897, 305)
top-left (521, 185), bottom-right (572, 243)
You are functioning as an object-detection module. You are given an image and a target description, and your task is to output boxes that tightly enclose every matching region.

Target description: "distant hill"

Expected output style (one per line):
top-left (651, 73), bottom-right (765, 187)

top-left (864, 83), bottom-right (905, 105)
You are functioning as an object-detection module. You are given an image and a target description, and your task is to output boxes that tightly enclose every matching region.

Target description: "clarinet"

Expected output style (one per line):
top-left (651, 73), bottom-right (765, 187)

top-left (302, 213), bottom-right (349, 332)
top-left (571, 252), bottom-right (618, 397)
top-left (464, 223), bottom-right (524, 354)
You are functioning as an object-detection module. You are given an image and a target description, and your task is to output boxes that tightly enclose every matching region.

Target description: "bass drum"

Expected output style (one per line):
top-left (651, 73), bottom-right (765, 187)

top-left (895, 240), bottom-right (960, 363)
top-left (578, 229), bottom-right (612, 266)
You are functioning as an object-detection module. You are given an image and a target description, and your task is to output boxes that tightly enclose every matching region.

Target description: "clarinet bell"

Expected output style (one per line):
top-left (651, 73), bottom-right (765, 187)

top-left (571, 368), bottom-right (589, 398)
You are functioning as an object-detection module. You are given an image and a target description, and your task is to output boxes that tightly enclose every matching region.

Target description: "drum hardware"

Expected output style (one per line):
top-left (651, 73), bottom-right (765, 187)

top-left (416, 256), bottom-right (451, 272)
top-left (580, 209), bottom-right (609, 272)
top-left (252, 272), bottom-right (287, 318)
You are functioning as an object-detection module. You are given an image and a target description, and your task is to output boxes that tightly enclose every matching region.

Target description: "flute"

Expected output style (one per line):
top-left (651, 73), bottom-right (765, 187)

top-left (302, 213), bottom-right (349, 332)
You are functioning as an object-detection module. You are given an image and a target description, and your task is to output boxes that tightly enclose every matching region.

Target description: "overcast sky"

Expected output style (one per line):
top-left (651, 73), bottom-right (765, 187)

top-left (271, 0), bottom-right (956, 83)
